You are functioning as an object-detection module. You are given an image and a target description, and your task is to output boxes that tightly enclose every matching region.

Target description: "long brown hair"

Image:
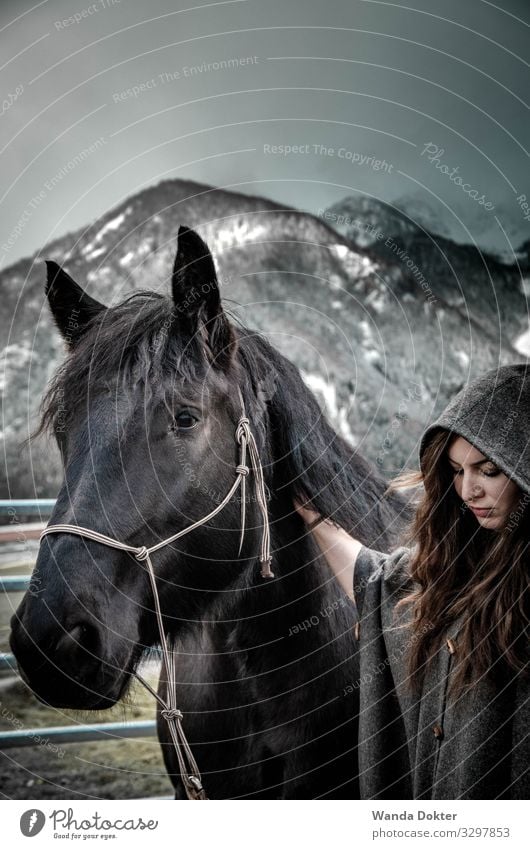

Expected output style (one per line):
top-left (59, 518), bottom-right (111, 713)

top-left (394, 430), bottom-right (529, 698)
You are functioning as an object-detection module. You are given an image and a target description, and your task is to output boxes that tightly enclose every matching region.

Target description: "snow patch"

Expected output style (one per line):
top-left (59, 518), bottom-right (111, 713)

top-left (118, 241), bottom-right (151, 267)
top-left (214, 222), bottom-right (267, 254)
top-left (45, 247), bottom-right (70, 262)
top-left (84, 246), bottom-right (106, 261)
top-left (119, 251), bottom-right (136, 267)
top-left (0, 343), bottom-right (32, 393)
top-left (514, 325), bottom-right (530, 358)
top-left (363, 349), bottom-right (381, 366)
top-left (359, 319), bottom-right (381, 366)
top-left (364, 289), bottom-right (386, 314)
top-left (329, 244), bottom-right (377, 280)
top-left (301, 371), bottom-right (357, 445)
top-left (328, 273), bottom-right (342, 291)
top-left (97, 211), bottom-right (127, 238)
top-left (82, 206), bottom-right (132, 255)
top-left (333, 245), bottom-right (349, 260)
top-left (455, 350), bottom-right (469, 369)
top-left (359, 320), bottom-right (373, 344)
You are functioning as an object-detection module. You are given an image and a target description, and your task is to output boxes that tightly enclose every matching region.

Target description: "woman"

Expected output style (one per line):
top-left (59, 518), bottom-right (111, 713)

top-left (297, 364), bottom-right (529, 799)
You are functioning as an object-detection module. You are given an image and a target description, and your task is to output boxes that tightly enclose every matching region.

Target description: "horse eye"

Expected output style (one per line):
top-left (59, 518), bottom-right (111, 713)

top-left (174, 410), bottom-right (198, 430)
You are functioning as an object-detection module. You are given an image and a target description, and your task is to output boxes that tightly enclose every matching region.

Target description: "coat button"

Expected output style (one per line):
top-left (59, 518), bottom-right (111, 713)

top-left (354, 622), bottom-right (360, 640)
top-left (446, 638), bottom-right (456, 654)
top-left (433, 724), bottom-right (444, 739)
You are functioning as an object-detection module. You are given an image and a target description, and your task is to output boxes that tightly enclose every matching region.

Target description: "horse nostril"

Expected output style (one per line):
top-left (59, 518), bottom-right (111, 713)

top-left (55, 623), bottom-right (98, 661)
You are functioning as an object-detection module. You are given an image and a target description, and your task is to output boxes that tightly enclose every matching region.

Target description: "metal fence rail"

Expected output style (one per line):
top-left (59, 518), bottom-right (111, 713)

top-left (0, 575), bottom-right (31, 592)
top-left (0, 499), bottom-right (56, 515)
top-left (0, 720), bottom-right (157, 749)
top-left (0, 652), bottom-right (17, 671)
top-left (0, 498), bottom-right (55, 539)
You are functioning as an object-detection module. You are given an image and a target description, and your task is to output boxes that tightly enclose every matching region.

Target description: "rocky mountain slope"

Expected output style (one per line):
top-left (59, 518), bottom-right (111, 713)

top-left (1, 181), bottom-right (527, 497)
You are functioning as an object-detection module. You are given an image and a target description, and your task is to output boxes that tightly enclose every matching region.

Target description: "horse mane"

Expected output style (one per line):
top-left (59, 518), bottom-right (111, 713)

top-left (235, 330), bottom-right (409, 549)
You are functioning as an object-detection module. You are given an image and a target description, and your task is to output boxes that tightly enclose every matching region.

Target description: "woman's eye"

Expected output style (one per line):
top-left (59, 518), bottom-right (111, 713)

top-left (482, 467), bottom-right (499, 477)
top-left (174, 410), bottom-right (198, 430)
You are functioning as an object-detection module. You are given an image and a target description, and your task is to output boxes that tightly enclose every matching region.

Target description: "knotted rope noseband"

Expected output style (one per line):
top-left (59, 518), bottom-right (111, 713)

top-left (40, 397), bottom-right (273, 801)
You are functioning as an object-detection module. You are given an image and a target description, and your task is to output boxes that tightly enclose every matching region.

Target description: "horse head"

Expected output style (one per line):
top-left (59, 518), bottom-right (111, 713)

top-left (10, 227), bottom-right (270, 709)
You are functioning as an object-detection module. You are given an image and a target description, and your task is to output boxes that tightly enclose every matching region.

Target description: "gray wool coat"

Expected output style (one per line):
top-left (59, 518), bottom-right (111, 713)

top-left (355, 547), bottom-right (528, 799)
top-left (354, 364), bottom-right (530, 800)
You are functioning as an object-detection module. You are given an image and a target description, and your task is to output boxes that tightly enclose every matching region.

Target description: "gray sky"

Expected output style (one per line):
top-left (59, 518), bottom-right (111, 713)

top-left (1, 0), bottom-right (529, 267)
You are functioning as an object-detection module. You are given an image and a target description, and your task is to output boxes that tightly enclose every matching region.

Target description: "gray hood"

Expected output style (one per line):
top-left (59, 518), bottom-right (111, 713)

top-left (419, 364), bottom-right (530, 497)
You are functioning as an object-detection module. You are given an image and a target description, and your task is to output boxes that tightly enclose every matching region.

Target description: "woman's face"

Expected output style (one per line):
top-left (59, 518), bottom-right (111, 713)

top-left (448, 436), bottom-right (522, 531)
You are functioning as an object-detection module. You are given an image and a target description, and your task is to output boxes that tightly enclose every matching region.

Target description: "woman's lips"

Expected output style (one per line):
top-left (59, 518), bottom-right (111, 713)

top-left (470, 506), bottom-right (493, 517)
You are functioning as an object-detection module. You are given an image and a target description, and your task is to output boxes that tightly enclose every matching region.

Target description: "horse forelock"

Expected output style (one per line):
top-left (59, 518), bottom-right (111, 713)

top-left (38, 291), bottom-right (220, 436)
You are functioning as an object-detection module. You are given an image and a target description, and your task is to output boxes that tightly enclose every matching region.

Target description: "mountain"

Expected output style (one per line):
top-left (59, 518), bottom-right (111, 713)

top-left (324, 195), bottom-right (422, 249)
top-left (0, 181), bottom-right (527, 497)
top-left (324, 194), bottom-right (530, 355)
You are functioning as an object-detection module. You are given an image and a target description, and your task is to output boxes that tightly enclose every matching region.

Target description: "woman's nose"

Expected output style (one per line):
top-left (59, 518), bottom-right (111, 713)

top-left (462, 476), bottom-right (484, 502)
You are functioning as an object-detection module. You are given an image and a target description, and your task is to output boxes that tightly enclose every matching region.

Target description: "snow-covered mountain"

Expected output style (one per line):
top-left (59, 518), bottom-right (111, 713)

top-left (325, 194), bottom-right (530, 357)
top-left (0, 181), bottom-right (527, 496)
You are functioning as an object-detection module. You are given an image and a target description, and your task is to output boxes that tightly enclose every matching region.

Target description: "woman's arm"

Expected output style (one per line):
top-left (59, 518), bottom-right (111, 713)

top-left (294, 502), bottom-right (363, 600)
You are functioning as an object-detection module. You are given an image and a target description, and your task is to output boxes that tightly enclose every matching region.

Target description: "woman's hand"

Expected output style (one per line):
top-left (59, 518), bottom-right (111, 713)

top-left (294, 499), bottom-right (363, 600)
top-left (293, 500), bottom-right (330, 529)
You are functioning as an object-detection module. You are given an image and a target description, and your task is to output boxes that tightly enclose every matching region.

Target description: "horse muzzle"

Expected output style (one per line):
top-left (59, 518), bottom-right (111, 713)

top-left (9, 604), bottom-right (132, 710)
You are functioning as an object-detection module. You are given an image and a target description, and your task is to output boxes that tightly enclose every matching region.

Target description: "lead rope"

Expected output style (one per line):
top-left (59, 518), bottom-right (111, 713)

top-left (133, 546), bottom-right (207, 800)
top-left (235, 388), bottom-right (273, 579)
top-left (39, 401), bottom-right (273, 801)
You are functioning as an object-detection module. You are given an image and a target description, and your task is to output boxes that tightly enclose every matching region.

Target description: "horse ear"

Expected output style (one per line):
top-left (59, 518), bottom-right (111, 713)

top-left (172, 226), bottom-right (235, 370)
top-left (46, 261), bottom-right (106, 347)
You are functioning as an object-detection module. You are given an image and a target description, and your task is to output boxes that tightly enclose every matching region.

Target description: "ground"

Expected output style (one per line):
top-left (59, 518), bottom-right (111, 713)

top-left (0, 674), bottom-right (174, 801)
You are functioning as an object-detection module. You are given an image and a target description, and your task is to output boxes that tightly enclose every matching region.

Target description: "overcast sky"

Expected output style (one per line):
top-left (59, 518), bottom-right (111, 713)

top-left (1, 0), bottom-right (529, 267)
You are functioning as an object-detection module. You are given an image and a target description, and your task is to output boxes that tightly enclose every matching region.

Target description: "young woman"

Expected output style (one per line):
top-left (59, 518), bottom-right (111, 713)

top-left (297, 364), bottom-right (529, 799)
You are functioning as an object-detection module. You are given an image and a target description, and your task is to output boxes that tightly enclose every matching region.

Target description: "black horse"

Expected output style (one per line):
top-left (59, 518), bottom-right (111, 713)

top-left (10, 227), bottom-right (408, 799)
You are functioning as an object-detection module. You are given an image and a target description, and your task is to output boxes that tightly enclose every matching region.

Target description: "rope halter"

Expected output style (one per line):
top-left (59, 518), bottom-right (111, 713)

top-left (39, 397), bottom-right (273, 800)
